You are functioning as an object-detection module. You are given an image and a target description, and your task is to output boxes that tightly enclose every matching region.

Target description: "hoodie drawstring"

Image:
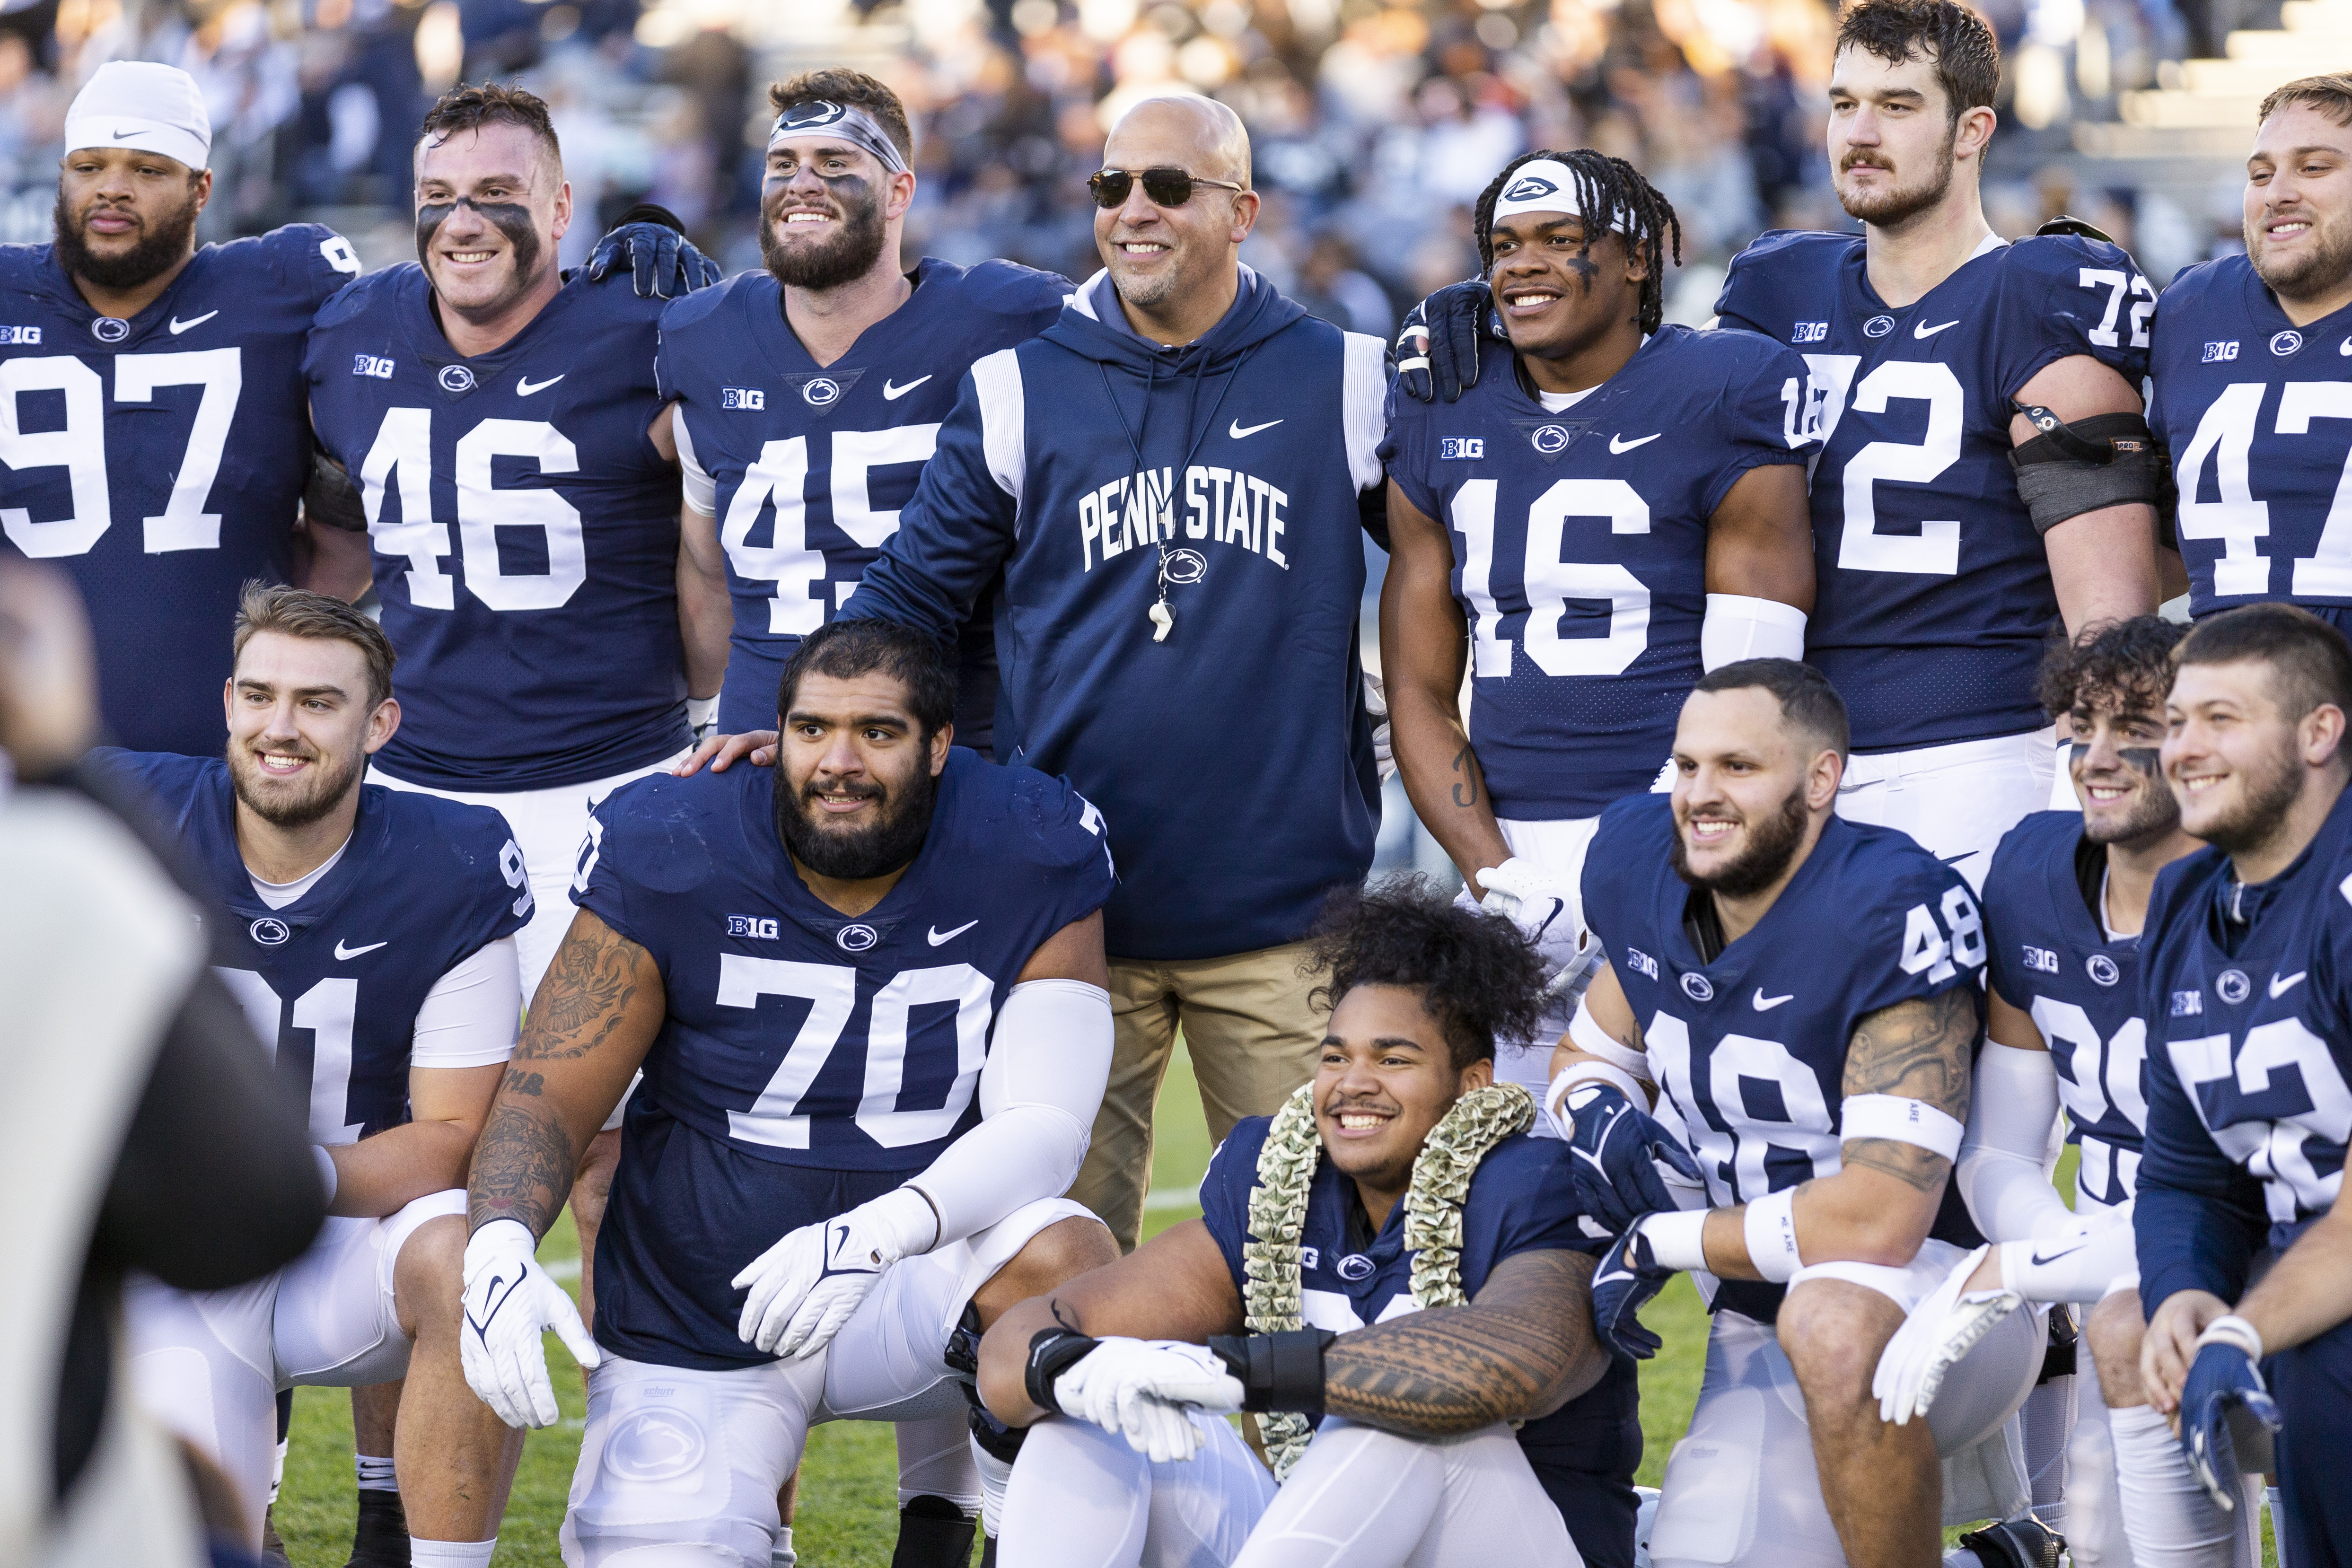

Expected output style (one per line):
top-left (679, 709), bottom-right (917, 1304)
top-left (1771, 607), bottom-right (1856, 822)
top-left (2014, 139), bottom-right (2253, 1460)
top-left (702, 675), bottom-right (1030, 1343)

top-left (1095, 338), bottom-right (1255, 642)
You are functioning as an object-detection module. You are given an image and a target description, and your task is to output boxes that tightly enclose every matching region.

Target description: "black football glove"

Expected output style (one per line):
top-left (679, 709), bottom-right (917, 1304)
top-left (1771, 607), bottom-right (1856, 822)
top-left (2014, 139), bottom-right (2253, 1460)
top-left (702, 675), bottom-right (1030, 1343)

top-left (587, 205), bottom-right (723, 299)
top-left (1395, 279), bottom-right (1506, 403)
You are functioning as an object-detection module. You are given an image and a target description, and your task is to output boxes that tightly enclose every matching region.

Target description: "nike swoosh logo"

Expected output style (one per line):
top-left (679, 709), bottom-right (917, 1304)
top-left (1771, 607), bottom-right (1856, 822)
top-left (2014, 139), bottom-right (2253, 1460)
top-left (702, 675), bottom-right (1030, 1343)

top-left (2029, 1238), bottom-right (2089, 1267)
top-left (928, 920), bottom-right (978, 946)
top-left (2271, 971), bottom-right (2308, 999)
top-left (1609, 433), bottom-right (1662, 453)
top-left (1229, 418), bottom-right (1283, 439)
top-left (1753, 989), bottom-right (1793, 1011)
top-left (334, 939), bottom-right (387, 960)
top-left (113, 127), bottom-right (139, 139)
top-left (1915, 320), bottom-right (1959, 339)
top-left (882, 376), bottom-right (931, 401)
top-left (516, 374), bottom-right (564, 396)
top-left (168, 310), bottom-right (218, 334)
top-left (465, 1270), bottom-right (523, 1337)
top-left (1940, 850), bottom-right (1979, 865)
top-left (1593, 1266), bottom-right (1637, 1288)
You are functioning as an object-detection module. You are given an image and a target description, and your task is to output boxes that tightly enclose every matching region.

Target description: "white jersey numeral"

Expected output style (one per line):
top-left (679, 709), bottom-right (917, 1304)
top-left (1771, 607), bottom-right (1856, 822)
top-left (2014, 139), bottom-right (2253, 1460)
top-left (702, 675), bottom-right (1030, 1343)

top-left (1448, 476), bottom-right (1653, 679)
top-left (0, 351), bottom-right (246, 559)
top-left (1898, 888), bottom-right (1983, 984)
top-left (1837, 360), bottom-right (1966, 576)
top-left (2027, 998), bottom-right (2148, 1143)
top-left (2168, 1018), bottom-right (2352, 1218)
top-left (718, 426), bottom-right (943, 632)
top-left (2078, 269), bottom-right (2154, 351)
top-left (214, 967), bottom-right (365, 1147)
top-left (719, 956), bottom-right (990, 1150)
top-left (2275, 382), bottom-right (2352, 598)
top-left (2174, 381), bottom-right (2271, 596)
top-left (358, 407), bottom-right (588, 612)
top-left (1647, 1011), bottom-right (1842, 1207)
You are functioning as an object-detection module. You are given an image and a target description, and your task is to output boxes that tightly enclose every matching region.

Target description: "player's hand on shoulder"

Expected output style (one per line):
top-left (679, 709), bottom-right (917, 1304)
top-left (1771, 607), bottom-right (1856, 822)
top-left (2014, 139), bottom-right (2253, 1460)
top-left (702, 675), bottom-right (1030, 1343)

top-left (1560, 1084), bottom-right (1704, 1234)
top-left (459, 1218), bottom-right (599, 1429)
top-left (1055, 1338), bottom-right (1241, 1463)
top-left (672, 729), bottom-right (780, 777)
top-left (1395, 278), bottom-right (1505, 404)
top-left (586, 205), bottom-right (723, 299)
top-left (733, 1187), bottom-right (938, 1358)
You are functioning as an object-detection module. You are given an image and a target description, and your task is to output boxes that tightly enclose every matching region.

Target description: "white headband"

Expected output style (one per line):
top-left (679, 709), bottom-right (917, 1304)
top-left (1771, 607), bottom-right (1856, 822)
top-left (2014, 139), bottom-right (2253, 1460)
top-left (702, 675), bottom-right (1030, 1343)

top-left (768, 99), bottom-right (909, 175)
top-left (1490, 158), bottom-right (1626, 233)
top-left (64, 60), bottom-right (211, 172)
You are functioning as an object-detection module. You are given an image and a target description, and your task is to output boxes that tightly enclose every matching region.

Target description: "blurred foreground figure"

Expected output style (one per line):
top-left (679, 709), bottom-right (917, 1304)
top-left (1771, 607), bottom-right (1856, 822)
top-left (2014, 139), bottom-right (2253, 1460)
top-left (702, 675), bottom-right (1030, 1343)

top-left (0, 560), bottom-right (323, 1568)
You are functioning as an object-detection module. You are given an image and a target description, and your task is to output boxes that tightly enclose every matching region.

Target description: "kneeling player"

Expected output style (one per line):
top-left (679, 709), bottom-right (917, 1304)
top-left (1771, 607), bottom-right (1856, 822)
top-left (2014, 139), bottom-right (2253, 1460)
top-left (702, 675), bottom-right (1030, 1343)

top-left (456, 619), bottom-right (1121, 1565)
top-left (1560, 659), bottom-right (2046, 1568)
top-left (1873, 616), bottom-right (2267, 1566)
top-left (974, 881), bottom-right (1639, 1568)
top-left (106, 586), bottom-right (531, 1564)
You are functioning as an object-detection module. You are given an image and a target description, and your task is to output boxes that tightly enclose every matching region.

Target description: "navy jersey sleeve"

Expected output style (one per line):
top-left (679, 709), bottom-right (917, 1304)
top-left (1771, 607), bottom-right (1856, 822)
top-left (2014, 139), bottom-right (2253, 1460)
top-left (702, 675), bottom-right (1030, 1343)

top-left (2135, 1043), bottom-right (2268, 1311)
top-left (435, 800), bottom-right (536, 955)
top-left (572, 774), bottom-right (706, 962)
top-left (266, 223), bottom-right (365, 314)
top-left (1376, 379), bottom-right (1441, 522)
top-left (1000, 769), bottom-right (1117, 930)
top-left (840, 360), bottom-right (1025, 639)
top-left (1990, 235), bottom-right (2155, 402)
top-left (652, 281), bottom-right (730, 404)
top-left (1461, 1135), bottom-right (1600, 1279)
top-left (1580, 794), bottom-right (1669, 950)
top-left (1836, 838), bottom-right (1992, 1021)
top-left (1697, 330), bottom-right (1817, 516)
top-left (1196, 1116), bottom-right (1276, 1292)
top-left (1709, 230), bottom-right (1809, 336)
top-left (1980, 817), bottom-right (2042, 1011)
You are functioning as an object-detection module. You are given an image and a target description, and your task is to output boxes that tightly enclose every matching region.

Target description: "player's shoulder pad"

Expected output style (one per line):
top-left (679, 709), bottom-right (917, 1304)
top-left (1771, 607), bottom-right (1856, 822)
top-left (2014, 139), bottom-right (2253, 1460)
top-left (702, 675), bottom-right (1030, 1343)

top-left (1582, 792), bottom-right (1676, 932)
top-left (371, 784), bottom-right (525, 889)
top-left (2143, 841), bottom-right (2228, 948)
top-left (658, 267), bottom-right (766, 335)
top-left (1823, 815), bottom-right (1975, 918)
top-left (2157, 253), bottom-right (2245, 311)
top-left (1724, 227), bottom-right (1858, 280)
top-left (1462, 1129), bottom-right (1575, 1213)
top-left (1984, 807), bottom-right (2080, 895)
top-left (0, 242), bottom-right (51, 289)
top-left (313, 262), bottom-right (421, 331)
top-left (84, 746), bottom-right (214, 806)
top-left (1206, 1114), bottom-right (1278, 1199)
top-left (947, 256), bottom-right (1076, 316)
top-left (937, 751), bottom-right (1110, 873)
top-left (1653, 319), bottom-right (1798, 381)
top-left (585, 767), bottom-right (740, 896)
top-left (2003, 228), bottom-right (2141, 281)
top-left (556, 267), bottom-right (667, 326)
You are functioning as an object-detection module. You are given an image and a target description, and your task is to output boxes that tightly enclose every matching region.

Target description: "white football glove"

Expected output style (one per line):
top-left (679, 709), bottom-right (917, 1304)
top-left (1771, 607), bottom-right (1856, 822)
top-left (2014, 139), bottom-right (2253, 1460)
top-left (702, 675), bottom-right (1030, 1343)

top-left (460, 1218), bottom-right (600, 1430)
top-left (1055, 1338), bottom-right (1245, 1463)
top-left (733, 1186), bottom-right (937, 1359)
top-left (1872, 1243), bottom-right (2027, 1426)
top-left (1362, 670), bottom-right (1395, 784)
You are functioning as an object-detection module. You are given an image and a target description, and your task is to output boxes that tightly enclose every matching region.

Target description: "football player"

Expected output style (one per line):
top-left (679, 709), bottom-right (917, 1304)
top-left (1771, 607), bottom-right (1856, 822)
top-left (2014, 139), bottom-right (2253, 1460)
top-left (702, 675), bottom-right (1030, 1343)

top-left (1379, 147), bottom-right (1815, 1100)
top-left (1874, 616), bottom-right (2268, 1566)
top-left (99, 585), bottom-right (532, 1568)
top-left (659, 69), bottom-right (1069, 747)
top-left (2153, 74), bottom-right (2352, 637)
top-left (2134, 604), bottom-right (2352, 1568)
top-left (453, 618), bottom-right (1122, 1566)
top-left (1557, 658), bottom-right (2047, 1568)
top-left (973, 880), bottom-right (1637, 1568)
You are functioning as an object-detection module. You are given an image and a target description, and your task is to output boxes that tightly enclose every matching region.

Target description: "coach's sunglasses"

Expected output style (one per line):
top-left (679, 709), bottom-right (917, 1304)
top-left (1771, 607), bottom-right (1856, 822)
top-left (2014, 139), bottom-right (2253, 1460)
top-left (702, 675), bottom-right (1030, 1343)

top-left (1087, 166), bottom-right (1246, 209)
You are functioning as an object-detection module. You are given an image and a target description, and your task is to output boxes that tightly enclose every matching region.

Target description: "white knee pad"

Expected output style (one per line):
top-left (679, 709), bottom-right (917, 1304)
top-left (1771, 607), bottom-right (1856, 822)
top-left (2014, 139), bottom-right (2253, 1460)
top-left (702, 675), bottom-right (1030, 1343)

top-left (275, 1189), bottom-right (466, 1387)
top-left (1001, 1412), bottom-right (1268, 1568)
top-left (895, 1411), bottom-right (980, 1513)
top-left (123, 1270), bottom-right (281, 1532)
top-left (563, 1355), bottom-right (821, 1568)
top-left (1244, 1419), bottom-right (1574, 1568)
top-left (1647, 1314), bottom-right (1846, 1568)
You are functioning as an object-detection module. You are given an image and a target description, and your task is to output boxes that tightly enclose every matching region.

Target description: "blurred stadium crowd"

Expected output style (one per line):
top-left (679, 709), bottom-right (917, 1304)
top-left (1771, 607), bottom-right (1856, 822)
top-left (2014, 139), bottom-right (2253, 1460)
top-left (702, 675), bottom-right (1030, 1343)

top-left (0, 0), bottom-right (2253, 349)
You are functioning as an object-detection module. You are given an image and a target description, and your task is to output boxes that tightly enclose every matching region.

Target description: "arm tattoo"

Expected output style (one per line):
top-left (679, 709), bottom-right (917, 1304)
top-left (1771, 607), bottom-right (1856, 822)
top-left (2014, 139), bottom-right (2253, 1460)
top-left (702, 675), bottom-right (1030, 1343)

top-left (1844, 988), bottom-right (1976, 1121)
top-left (467, 1099), bottom-right (578, 1237)
top-left (1840, 1137), bottom-right (1950, 1194)
top-left (519, 920), bottom-right (649, 1062)
top-left (1323, 1250), bottom-right (1605, 1437)
top-left (1450, 745), bottom-right (1480, 808)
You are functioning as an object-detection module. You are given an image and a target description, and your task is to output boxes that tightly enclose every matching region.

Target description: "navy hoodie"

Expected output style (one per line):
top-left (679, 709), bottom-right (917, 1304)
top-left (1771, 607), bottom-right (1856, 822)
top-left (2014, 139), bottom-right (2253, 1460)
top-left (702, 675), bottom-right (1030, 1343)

top-left (844, 267), bottom-right (1388, 960)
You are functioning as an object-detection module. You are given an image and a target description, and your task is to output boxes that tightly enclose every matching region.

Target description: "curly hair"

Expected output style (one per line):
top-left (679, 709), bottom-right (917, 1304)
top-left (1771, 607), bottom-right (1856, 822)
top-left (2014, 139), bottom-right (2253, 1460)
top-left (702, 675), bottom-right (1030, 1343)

top-left (1472, 148), bottom-right (1683, 336)
top-left (1834, 0), bottom-right (2001, 122)
top-left (1305, 876), bottom-right (1546, 1071)
top-left (2037, 615), bottom-right (2189, 722)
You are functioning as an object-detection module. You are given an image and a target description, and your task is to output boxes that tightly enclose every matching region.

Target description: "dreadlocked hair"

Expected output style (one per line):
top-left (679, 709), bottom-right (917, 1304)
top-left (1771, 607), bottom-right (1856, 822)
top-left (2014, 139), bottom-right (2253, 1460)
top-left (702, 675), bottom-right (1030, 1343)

top-left (1472, 149), bottom-right (1683, 336)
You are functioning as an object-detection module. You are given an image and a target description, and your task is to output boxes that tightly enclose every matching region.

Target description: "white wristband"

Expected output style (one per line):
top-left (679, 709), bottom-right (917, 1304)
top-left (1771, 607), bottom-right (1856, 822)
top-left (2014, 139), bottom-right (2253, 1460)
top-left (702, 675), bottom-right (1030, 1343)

top-left (1700, 594), bottom-right (1808, 672)
top-left (1544, 1062), bottom-right (1647, 1137)
top-left (1743, 1188), bottom-right (1801, 1282)
top-left (687, 694), bottom-right (719, 730)
top-left (312, 1145), bottom-right (339, 1206)
top-left (1569, 997), bottom-right (1652, 1079)
top-left (2198, 1314), bottom-right (2264, 1362)
top-left (1639, 1209), bottom-right (1710, 1272)
top-left (1842, 1094), bottom-right (1966, 1162)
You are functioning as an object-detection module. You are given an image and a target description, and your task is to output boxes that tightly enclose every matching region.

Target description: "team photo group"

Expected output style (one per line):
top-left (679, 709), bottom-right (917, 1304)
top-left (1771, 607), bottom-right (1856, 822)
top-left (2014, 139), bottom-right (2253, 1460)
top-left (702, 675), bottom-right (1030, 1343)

top-left (11, 0), bottom-right (2352, 1562)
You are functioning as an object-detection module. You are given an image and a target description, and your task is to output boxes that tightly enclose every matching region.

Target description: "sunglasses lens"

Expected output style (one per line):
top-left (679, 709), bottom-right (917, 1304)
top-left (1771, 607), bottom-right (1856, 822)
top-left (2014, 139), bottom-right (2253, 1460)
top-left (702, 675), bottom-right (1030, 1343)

top-left (1141, 169), bottom-right (1194, 205)
top-left (1089, 170), bottom-right (1131, 208)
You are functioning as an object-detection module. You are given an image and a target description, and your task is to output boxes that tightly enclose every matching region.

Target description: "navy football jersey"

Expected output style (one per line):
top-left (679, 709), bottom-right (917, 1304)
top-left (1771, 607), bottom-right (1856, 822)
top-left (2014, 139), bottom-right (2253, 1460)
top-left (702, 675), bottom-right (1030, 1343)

top-left (304, 267), bottom-right (692, 790)
top-left (656, 258), bottom-right (1070, 737)
top-left (0, 226), bottom-right (360, 755)
top-left (1714, 230), bottom-right (2154, 752)
top-left (573, 747), bottom-right (1113, 1366)
top-left (2138, 790), bottom-right (2352, 1264)
top-left (1201, 1117), bottom-right (1640, 1568)
top-left (1982, 810), bottom-right (2149, 1209)
top-left (91, 748), bottom-right (529, 1144)
top-left (2150, 254), bottom-right (2352, 635)
top-left (1580, 793), bottom-right (1987, 1318)
top-left (1380, 326), bottom-right (1816, 818)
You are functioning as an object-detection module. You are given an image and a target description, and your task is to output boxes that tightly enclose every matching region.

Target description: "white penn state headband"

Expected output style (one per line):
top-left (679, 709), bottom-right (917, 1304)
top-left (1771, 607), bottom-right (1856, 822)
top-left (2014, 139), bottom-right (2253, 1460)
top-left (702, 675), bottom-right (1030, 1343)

top-left (768, 99), bottom-right (909, 175)
top-left (1490, 158), bottom-right (1627, 233)
top-left (63, 60), bottom-right (212, 173)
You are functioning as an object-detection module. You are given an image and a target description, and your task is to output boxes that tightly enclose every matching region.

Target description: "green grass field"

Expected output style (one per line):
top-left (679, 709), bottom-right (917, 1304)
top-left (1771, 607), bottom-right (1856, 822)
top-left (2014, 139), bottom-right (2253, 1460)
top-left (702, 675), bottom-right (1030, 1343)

top-left (272, 1069), bottom-right (2270, 1566)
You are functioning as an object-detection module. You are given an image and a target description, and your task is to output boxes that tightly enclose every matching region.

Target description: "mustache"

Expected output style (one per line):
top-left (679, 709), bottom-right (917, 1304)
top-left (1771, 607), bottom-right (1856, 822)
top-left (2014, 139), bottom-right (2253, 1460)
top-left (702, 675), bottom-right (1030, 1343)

top-left (802, 774), bottom-right (883, 804)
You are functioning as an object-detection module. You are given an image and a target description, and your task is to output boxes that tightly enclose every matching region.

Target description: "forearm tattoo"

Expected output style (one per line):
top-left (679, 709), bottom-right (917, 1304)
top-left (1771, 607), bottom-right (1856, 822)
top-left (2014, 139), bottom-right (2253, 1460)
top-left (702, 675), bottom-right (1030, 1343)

top-left (1323, 1250), bottom-right (1603, 1437)
top-left (467, 1099), bottom-right (577, 1237)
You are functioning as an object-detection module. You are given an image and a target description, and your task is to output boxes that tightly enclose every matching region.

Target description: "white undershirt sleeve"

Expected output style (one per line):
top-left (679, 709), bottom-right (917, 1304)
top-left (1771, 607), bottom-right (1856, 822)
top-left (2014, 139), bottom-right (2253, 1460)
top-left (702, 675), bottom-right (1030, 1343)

top-left (1954, 1040), bottom-right (2076, 1242)
top-left (673, 405), bottom-right (717, 517)
top-left (408, 936), bottom-right (523, 1069)
top-left (906, 977), bottom-right (1112, 1248)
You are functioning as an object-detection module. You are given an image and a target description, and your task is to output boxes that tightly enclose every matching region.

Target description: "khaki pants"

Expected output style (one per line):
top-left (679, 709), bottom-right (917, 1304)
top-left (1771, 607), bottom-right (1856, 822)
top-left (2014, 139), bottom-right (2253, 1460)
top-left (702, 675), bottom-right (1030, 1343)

top-left (1068, 941), bottom-right (1326, 1252)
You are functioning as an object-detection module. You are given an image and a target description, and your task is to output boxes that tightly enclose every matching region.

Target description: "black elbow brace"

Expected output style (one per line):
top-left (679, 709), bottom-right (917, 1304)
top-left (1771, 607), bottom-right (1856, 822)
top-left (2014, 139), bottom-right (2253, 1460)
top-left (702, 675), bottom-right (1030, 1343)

top-left (302, 446), bottom-right (367, 534)
top-left (2009, 406), bottom-right (2174, 542)
top-left (1208, 1329), bottom-right (1339, 1414)
top-left (1023, 1326), bottom-right (1099, 1416)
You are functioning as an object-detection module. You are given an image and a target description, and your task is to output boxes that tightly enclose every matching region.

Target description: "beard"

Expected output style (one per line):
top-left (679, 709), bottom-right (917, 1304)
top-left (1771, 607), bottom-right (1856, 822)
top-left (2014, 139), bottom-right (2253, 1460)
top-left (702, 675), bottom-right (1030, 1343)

top-left (225, 737), bottom-right (365, 831)
top-left (761, 178), bottom-right (888, 289)
top-left (774, 758), bottom-right (939, 881)
top-left (1834, 136), bottom-right (1957, 229)
top-left (2249, 209), bottom-right (2352, 303)
top-left (53, 184), bottom-right (200, 292)
top-left (1671, 782), bottom-right (1811, 899)
top-left (2079, 745), bottom-right (2183, 845)
top-left (2182, 740), bottom-right (2307, 858)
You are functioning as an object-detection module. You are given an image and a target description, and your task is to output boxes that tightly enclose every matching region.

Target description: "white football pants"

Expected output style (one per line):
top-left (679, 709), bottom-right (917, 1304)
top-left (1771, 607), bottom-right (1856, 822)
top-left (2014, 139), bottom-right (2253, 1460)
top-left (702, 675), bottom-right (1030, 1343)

top-left (1834, 726), bottom-right (2058, 893)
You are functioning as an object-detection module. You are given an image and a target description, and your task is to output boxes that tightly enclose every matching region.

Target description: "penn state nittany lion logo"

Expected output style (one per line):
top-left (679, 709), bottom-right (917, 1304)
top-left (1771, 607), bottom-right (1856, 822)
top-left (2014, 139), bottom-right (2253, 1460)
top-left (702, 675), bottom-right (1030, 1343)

top-left (779, 100), bottom-right (849, 131)
top-left (1501, 175), bottom-right (1559, 203)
